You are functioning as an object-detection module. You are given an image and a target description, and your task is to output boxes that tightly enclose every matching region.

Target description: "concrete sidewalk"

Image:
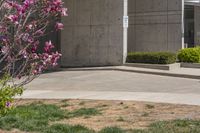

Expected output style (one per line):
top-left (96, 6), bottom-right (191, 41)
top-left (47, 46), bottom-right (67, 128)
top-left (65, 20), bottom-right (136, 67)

top-left (21, 69), bottom-right (200, 105)
top-left (19, 90), bottom-right (200, 106)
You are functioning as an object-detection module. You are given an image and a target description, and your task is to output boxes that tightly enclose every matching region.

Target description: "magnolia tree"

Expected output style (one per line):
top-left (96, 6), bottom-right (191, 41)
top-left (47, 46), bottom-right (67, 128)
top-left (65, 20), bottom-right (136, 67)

top-left (0, 0), bottom-right (67, 115)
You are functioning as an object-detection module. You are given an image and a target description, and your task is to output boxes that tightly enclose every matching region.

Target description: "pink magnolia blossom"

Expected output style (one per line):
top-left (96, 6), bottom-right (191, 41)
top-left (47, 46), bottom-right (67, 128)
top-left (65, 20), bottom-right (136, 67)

top-left (53, 0), bottom-right (63, 5)
top-left (26, 24), bottom-right (33, 30)
top-left (2, 2), bottom-right (12, 9)
top-left (6, 15), bottom-right (19, 24)
top-left (55, 22), bottom-right (64, 30)
top-left (0, 25), bottom-right (7, 32)
top-left (0, 0), bottom-right (67, 86)
top-left (0, 0), bottom-right (67, 113)
top-left (35, 29), bottom-right (44, 36)
top-left (61, 8), bottom-right (68, 16)
top-left (22, 33), bottom-right (30, 42)
top-left (1, 46), bottom-right (9, 54)
top-left (44, 41), bottom-right (55, 53)
top-left (19, 50), bottom-right (28, 59)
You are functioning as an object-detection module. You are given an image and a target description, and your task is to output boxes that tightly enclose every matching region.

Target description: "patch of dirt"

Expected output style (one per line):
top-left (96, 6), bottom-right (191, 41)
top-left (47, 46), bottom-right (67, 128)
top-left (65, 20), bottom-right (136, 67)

top-left (0, 129), bottom-right (27, 133)
top-left (14, 99), bottom-right (200, 131)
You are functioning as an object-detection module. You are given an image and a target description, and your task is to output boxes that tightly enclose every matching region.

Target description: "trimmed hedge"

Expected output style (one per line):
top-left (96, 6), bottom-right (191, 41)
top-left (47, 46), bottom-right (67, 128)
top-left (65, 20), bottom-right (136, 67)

top-left (127, 52), bottom-right (176, 64)
top-left (177, 47), bottom-right (200, 63)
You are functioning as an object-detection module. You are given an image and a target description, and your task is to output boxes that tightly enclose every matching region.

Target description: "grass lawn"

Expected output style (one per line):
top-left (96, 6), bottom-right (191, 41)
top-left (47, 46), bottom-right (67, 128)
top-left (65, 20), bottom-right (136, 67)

top-left (1, 99), bottom-right (200, 133)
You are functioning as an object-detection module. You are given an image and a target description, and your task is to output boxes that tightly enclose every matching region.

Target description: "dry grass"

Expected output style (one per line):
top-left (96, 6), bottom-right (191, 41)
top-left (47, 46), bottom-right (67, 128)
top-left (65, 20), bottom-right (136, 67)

top-left (11, 99), bottom-right (200, 131)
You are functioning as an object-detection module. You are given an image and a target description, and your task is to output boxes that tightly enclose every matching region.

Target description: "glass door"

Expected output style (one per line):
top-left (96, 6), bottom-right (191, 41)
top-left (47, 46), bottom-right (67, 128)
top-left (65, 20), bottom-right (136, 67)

top-left (184, 5), bottom-right (195, 47)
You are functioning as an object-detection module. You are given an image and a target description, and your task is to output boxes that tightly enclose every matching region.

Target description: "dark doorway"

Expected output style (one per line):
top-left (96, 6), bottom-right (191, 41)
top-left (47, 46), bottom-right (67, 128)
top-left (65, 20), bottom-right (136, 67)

top-left (184, 5), bottom-right (195, 48)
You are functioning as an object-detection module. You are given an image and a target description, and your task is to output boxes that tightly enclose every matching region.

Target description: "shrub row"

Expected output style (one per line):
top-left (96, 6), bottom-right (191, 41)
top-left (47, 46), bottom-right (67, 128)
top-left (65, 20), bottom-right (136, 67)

top-left (127, 47), bottom-right (200, 64)
top-left (127, 52), bottom-right (176, 64)
top-left (177, 47), bottom-right (200, 63)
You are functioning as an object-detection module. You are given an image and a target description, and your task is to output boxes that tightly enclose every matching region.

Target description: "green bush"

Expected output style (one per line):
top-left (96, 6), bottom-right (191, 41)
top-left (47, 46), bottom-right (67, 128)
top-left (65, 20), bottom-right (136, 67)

top-left (127, 52), bottom-right (176, 64)
top-left (0, 74), bottom-right (23, 116)
top-left (177, 47), bottom-right (200, 63)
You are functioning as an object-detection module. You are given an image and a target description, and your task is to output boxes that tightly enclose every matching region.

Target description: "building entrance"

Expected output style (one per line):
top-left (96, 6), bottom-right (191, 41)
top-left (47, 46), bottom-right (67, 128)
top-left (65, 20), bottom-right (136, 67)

top-left (184, 5), bottom-right (195, 48)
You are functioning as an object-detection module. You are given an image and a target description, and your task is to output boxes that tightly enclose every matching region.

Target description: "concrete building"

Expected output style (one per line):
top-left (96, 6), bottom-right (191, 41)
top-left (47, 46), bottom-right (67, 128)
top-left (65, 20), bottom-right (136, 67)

top-left (60, 0), bottom-right (200, 67)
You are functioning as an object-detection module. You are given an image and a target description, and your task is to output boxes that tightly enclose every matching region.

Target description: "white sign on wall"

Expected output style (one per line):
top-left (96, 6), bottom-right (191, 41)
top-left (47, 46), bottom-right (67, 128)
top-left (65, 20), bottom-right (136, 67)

top-left (123, 16), bottom-right (129, 28)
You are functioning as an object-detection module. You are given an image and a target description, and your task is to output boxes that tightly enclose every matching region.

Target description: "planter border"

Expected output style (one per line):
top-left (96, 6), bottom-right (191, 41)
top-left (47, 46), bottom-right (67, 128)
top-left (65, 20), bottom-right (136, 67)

top-left (124, 63), bottom-right (180, 70)
top-left (63, 66), bottom-right (200, 80)
top-left (181, 63), bottom-right (200, 69)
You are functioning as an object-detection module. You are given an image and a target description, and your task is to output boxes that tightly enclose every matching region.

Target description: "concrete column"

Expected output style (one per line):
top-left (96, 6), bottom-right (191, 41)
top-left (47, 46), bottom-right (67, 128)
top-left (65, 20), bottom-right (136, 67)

top-left (182, 0), bottom-right (185, 49)
top-left (123, 0), bottom-right (128, 63)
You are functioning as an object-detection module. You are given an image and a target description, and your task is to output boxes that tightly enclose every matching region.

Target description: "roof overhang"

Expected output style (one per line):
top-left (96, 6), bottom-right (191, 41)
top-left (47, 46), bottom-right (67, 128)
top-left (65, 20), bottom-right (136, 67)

top-left (185, 0), bottom-right (200, 6)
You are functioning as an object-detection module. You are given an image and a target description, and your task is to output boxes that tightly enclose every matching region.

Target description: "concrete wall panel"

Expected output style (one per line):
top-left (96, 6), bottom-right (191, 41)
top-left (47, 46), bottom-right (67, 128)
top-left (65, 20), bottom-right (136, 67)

top-left (61, 0), bottom-right (124, 67)
top-left (108, 25), bottom-right (123, 64)
top-left (134, 24), bottom-right (167, 52)
top-left (108, 0), bottom-right (123, 25)
top-left (63, 0), bottom-right (74, 26)
top-left (168, 24), bottom-right (182, 51)
top-left (128, 0), bottom-right (183, 52)
top-left (76, 0), bottom-right (91, 25)
top-left (91, 0), bottom-right (109, 25)
top-left (61, 26), bottom-right (75, 65)
top-left (128, 25), bottom-right (135, 52)
top-left (168, 13), bottom-right (182, 23)
top-left (90, 26), bottom-right (109, 65)
top-left (73, 26), bottom-right (91, 65)
top-left (135, 0), bottom-right (167, 13)
top-left (168, 0), bottom-right (182, 11)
